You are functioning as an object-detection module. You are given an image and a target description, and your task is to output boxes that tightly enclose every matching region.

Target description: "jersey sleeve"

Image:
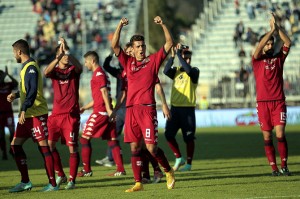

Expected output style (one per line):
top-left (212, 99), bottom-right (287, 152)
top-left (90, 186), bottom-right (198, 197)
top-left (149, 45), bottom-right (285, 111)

top-left (117, 49), bottom-right (130, 71)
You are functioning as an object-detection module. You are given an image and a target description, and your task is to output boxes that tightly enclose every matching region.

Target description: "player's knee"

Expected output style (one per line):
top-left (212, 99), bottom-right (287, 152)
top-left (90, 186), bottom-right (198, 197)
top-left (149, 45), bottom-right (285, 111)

top-left (80, 137), bottom-right (90, 147)
top-left (183, 135), bottom-right (195, 143)
top-left (131, 149), bottom-right (141, 157)
top-left (11, 145), bottom-right (26, 158)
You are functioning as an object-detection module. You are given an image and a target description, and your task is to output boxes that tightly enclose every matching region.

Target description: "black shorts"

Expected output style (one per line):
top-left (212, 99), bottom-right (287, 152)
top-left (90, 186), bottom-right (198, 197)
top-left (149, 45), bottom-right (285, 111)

top-left (165, 106), bottom-right (196, 141)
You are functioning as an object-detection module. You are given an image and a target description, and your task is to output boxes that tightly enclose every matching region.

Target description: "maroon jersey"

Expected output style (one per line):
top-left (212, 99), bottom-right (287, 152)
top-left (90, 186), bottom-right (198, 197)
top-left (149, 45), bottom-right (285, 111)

top-left (0, 82), bottom-right (15, 112)
top-left (117, 47), bottom-right (167, 106)
top-left (252, 45), bottom-right (289, 101)
top-left (47, 65), bottom-right (80, 115)
top-left (91, 66), bottom-right (112, 112)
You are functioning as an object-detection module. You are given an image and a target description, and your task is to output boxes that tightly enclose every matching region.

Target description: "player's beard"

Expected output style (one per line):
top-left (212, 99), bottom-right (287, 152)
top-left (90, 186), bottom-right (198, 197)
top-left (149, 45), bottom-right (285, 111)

top-left (15, 56), bottom-right (21, 63)
top-left (265, 49), bottom-right (274, 56)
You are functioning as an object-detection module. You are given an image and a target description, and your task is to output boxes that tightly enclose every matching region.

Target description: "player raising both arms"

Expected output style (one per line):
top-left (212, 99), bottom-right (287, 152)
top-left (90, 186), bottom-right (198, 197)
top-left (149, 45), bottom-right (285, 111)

top-left (44, 37), bottom-right (82, 189)
top-left (111, 16), bottom-right (175, 192)
top-left (252, 12), bottom-right (291, 176)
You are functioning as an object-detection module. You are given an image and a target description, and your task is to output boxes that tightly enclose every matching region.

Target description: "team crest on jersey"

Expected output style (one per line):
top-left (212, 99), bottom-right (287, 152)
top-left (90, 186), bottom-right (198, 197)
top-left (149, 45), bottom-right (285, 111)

top-left (96, 72), bottom-right (103, 76)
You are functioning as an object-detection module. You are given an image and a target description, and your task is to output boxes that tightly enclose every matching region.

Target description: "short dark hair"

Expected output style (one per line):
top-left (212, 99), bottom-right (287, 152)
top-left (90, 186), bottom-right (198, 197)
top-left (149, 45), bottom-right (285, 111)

top-left (125, 42), bottom-right (132, 48)
top-left (130, 35), bottom-right (144, 44)
top-left (84, 51), bottom-right (99, 64)
top-left (12, 39), bottom-right (30, 55)
top-left (259, 34), bottom-right (275, 42)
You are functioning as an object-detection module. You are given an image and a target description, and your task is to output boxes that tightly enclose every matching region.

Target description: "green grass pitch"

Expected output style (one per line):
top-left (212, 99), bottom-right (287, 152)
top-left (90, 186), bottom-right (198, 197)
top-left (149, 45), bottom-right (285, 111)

top-left (0, 125), bottom-right (300, 199)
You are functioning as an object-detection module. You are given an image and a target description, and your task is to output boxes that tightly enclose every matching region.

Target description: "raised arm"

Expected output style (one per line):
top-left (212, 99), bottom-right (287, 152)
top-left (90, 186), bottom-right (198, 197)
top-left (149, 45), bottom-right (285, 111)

top-left (5, 67), bottom-right (18, 88)
top-left (62, 37), bottom-right (83, 74)
top-left (253, 13), bottom-right (276, 59)
top-left (111, 17), bottom-right (129, 56)
top-left (275, 19), bottom-right (291, 48)
top-left (44, 43), bottom-right (64, 76)
top-left (154, 16), bottom-right (173, 53)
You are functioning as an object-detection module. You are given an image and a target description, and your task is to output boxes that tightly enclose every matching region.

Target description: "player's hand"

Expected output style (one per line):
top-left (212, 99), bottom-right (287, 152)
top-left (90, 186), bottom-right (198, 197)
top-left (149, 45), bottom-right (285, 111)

top-left (120, 17), bottom-right (129, 27)
top-left (269, 12), bottom-right (276, 31)
top-left (7, 93), bottom-right (16, 102)
top-left (171, 46), bottom-right (175, 57)
top-left (109, 110), bottom-right (117, 122)
top-left (18, 111), bottom-right (26, 125)
top-left (80, 107), bottom-right (86, 114)
top-left (154, 16), bottom-right (163, 25)
top-left (162, 104), bottom-right (171, 121)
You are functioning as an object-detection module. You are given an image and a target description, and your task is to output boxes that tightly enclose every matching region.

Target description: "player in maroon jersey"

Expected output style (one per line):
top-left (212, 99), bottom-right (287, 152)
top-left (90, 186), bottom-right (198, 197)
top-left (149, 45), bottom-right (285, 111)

top-left (78, 51), bottom-right (125, 177)
top-left (111, 16), bottom-right (175, 192)
top-left (0, 68), bottom-right (18, 160)
top-left (44, 38), bottom-right (82, 189)
top-left (252, 12), bottom-right (291, 176)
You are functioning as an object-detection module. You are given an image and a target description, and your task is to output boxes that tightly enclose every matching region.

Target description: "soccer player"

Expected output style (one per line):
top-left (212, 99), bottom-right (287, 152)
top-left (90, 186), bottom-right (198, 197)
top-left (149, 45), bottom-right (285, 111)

top-left (8, 39), bottom-right (57, 192)
top-left (0, 68), bottom-right (18, 160)
top-left (252, 13), bottom-right (291, 176)
top-left (163, 44), bottom-right (199, 172)
top-left (44, 38), bottom-right (82, 189)
top-left (78, 51), bottom-right (125, 177)
top-left (111, 16), bottom-right (175, 192)
top-left (95, 47), bottom-right (128, 167)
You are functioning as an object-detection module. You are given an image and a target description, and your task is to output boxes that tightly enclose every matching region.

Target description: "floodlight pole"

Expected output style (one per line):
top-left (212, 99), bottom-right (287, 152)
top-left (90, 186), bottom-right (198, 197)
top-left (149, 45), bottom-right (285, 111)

top-left (143, 0), bottom-right (149, 55)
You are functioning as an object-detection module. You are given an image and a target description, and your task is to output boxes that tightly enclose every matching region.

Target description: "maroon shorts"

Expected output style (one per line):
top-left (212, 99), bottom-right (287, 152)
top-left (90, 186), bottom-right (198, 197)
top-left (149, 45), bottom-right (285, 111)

top-left (0, 111), bottom-right (15, 129)
top-left (48, 113), bottom-right (80, 146)
top-left (256, 100), bottom-right (287, 131)
top-left (124, 105), bottom-right (158, 144)
top-left (82, 112), bottom-right (117, 140)
top-left (14, 114), bottom-right (48, 143)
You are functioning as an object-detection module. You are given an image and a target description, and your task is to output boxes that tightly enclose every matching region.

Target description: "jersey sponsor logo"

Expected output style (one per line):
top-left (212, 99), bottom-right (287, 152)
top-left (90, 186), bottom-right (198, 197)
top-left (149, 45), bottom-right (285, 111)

top-left (130, 57), bottom-right (150, 72)
top-left (59, 80), bottom-right (69, 84)
top-left (263, 58), bottom-right (277, 70)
